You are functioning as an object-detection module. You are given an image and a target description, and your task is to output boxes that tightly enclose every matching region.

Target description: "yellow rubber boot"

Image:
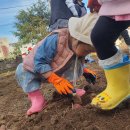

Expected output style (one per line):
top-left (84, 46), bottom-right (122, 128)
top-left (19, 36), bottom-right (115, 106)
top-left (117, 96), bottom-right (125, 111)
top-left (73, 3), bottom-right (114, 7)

top-left (91, 62), bottom-right (130, 110)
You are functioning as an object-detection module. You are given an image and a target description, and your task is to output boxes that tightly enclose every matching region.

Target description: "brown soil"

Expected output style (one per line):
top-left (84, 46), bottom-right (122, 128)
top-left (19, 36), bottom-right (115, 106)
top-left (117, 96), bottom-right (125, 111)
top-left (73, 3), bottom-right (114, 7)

top-left (0, 56), bottom-right (130, 130)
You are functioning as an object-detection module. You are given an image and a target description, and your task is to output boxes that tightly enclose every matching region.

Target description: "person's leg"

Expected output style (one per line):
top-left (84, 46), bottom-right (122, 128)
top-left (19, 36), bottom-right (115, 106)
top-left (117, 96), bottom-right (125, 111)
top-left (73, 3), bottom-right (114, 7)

top-left (92, 59), bottom-right (130, 109)
top-left (27, 90), bottom-right (47, 115)
top-left (15, 63), bottom-right (47, 115)
top-left (121, 29), bottom-right (130, 53)
top-left (121, 29), bottom-right (130, 46)
top-left (91, 16), bottom-right (130, 60)
top-left (90, 17), bottom-right (130, 110)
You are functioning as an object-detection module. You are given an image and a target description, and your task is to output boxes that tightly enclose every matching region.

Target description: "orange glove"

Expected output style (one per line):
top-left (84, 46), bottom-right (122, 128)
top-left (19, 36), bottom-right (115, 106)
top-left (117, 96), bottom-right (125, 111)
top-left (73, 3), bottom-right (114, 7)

top-left (84, 68), bottom-right (96, 76)
top-left (83, 68), bottom-right (97, 84)
top-left (48, 73), bottom-right (74, 95)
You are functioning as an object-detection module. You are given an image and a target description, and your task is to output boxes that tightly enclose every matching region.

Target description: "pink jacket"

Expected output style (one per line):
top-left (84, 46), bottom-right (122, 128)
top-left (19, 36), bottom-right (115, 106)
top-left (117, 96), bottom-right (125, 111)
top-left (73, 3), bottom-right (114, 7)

top-left (23, 29), bottom-right (74, 74)
top-left (98, 0), bottom-right (130, 20)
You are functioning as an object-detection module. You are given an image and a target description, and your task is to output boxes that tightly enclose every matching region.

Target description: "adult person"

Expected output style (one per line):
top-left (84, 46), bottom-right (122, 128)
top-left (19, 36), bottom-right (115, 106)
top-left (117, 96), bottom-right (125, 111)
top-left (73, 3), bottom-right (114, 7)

top-left (49, 0), bottom-right (87, 31)
top-left (74, 0), bottom-right (87, 17)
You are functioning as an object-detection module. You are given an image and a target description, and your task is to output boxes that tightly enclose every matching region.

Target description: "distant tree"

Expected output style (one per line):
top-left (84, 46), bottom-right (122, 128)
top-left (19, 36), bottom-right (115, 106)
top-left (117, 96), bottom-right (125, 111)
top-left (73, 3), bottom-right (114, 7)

top-left (9, 43), bottom-right (22, 59)
top-left (14, 0), bottom-right (50, 45)
top-left (13, 44), bottom-right (21, 56)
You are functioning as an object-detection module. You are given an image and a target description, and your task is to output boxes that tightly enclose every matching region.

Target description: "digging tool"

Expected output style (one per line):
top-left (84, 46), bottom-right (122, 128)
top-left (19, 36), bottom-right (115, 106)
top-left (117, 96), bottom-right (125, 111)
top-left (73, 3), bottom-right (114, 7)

top-left (71, 56), bottom-right (82, 106)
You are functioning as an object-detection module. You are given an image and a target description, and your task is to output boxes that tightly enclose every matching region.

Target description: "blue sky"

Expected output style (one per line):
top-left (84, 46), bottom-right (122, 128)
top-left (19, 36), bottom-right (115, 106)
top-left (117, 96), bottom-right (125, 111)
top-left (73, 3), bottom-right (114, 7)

top-left (0, 0), bottom-right (88, 43)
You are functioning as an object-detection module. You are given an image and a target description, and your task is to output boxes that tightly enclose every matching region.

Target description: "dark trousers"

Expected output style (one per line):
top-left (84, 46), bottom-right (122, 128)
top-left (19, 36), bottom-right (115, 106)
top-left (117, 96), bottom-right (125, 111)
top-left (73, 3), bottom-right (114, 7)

top-left (121, 30), bottom-right (130, 46)
top-left (91, 16), bottom-right (130, 60)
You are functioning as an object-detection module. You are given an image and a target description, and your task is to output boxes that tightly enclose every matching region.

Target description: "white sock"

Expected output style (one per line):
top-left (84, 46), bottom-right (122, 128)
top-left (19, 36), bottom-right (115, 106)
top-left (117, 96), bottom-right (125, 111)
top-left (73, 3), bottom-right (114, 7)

top-left (98, 50), bottom-right (123, 68)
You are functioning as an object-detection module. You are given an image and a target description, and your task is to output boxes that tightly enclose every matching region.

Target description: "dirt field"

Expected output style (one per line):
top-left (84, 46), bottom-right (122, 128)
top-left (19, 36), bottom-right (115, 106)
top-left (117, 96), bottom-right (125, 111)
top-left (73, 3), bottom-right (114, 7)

top-left (0, 56), bottom-right (130, 130)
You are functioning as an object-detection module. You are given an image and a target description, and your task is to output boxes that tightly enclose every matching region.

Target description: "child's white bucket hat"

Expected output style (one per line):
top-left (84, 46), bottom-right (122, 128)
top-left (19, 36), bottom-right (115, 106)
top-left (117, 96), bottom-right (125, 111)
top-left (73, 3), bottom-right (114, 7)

top-left (68, 13), bottom-right (99, 46)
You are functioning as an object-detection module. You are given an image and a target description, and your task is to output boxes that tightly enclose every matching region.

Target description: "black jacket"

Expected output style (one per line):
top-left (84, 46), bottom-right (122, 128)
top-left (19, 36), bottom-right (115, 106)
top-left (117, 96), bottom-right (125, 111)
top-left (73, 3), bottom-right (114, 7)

top-left (49, 0), bottom-right (74, 26)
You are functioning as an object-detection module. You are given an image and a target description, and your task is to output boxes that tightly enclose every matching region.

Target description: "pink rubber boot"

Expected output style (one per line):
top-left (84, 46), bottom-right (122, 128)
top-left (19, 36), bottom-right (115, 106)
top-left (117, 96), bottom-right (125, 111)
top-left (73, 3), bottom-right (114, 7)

top-left (76, 88), bottom-right (86, 97)
top-left (27, 90), bottom-right (47, 116)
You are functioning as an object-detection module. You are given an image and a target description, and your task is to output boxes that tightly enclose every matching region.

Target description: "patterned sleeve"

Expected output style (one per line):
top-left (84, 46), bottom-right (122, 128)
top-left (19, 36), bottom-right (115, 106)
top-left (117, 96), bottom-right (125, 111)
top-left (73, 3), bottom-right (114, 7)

top-left (65, 0), bottom-right (78, 16)
top-left (34, 34), bottom-right (58, 74)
